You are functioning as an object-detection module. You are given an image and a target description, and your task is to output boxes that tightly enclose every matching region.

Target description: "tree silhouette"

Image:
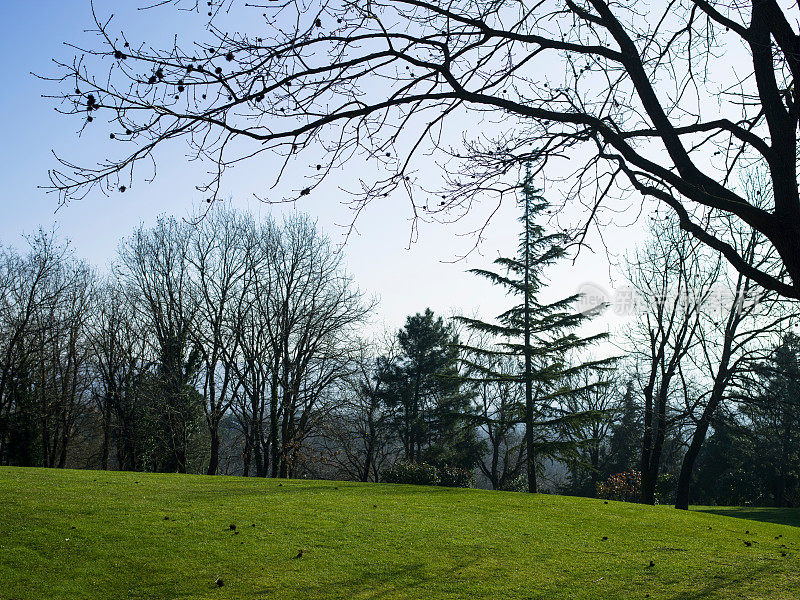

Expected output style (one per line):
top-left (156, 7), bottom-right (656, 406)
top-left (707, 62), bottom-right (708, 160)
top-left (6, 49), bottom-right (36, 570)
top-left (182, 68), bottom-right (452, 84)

top-left (47, 0), bottom-right (800, 297)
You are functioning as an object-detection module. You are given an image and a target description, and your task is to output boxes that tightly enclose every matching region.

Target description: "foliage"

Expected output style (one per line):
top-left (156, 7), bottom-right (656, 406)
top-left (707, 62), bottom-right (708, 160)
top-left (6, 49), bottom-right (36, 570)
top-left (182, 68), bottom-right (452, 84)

top-left (380, 461), bottom-right (473, 488)
top-left (559, 373), bottom-right (621, 498)
top-left (380, 461), bottom-right (439, 486)
top-left (692, 335), bottom-right (800, 508)
top-left (468, 350), bottom-right (526, 491)
top-left (379, 309), bottom-right (482, 470)
top-left (742, 333), bottom-right (800, 507)
top-left (655, 473), bottom-right (677, 506)
top-left (597, 471), bottom-right (641, 504)
top-left (502, 474), bottom-right (529, 494)
top-left (692, 417), bottom-right (765, 507)
top-left (436, 464), bottom-right (474, 489)
top-left (606, 381), bottom-right (641, 476)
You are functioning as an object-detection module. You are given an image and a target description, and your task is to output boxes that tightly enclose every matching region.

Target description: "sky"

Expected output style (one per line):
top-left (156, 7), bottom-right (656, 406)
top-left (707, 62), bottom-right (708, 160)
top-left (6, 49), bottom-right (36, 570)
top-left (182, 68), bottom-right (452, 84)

top-left (0, 0), bottom-right (640, 341)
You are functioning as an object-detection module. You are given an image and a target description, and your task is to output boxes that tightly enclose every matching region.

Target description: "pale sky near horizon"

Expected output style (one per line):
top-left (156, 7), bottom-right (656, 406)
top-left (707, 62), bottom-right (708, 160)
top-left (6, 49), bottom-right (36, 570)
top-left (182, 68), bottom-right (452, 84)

top-left (0, 0), bottom-right (640, 342)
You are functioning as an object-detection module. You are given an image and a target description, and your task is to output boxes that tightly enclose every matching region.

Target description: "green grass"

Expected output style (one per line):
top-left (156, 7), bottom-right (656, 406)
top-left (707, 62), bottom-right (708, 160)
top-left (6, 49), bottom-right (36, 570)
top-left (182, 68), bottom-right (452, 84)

top-left (695, 506), bottom-right (800, 528)
top-left (0, 468), bottom-right (798, 599)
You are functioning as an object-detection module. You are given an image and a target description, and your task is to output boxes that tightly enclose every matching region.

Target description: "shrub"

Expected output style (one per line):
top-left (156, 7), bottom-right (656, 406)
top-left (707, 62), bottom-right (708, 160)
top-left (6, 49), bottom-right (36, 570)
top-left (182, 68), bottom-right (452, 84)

top-left (381, 461), bottom-right (439, 486)
top-left (501, 474), bottom-right (528, 493)
top-left (437, 464), bottom-right (474, 488)
top-left (596, 470), bottom-right (641, 503)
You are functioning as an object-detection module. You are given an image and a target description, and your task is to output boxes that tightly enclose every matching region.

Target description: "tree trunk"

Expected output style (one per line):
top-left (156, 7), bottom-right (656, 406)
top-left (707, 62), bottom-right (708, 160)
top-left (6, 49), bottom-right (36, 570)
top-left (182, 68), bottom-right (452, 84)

top-left (100, 427), bottom-right (110, 471)
top-left (242, 430), bottom-right (251, 477)
top-left (269, 376), bottom-right (280, 477)
top-left (642, 443), bottom-right (662, 505)
top-left (641, 469), bottom-right (656, 504)
top-left (57, 434), bottom-right (69, 469)
top-left (776, 416), bottom-right (791, 507)
top-left (278, 390), bottom-right (292, 479)
top-left (278, 419), bottom-right (290, 479)
top-left (642, 378), bottom-right (670, 505)
top-left (522, 185), bottom-right (536, 494)
top-left (100, 398), bottom-right (112, 470)
top-left (176, 445), bottom-right (187, 474)
top-left (207, 425), bottom-right (220, 475)
top-left (675, 384), bottom-right (725, 510)
top-left (641, 422), bottom-right (658, 505)
top-left (362, 424), bottom-right (374, 483)
top-left (252, 385), bottom-right (267, 477)
top-left (490, 436), bottom-right (501, 490)
top-left (0, 399), bottom-right (10, 465)
top-left (259, 427), bottom-right (269, 478)
top-left (675, 429), bottom-right (705, 510)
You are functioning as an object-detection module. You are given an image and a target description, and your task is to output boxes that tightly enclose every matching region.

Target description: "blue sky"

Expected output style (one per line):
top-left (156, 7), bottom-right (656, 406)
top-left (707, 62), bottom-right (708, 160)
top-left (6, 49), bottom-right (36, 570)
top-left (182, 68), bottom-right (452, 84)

top-left (0, 0), bottom-right (629, 337)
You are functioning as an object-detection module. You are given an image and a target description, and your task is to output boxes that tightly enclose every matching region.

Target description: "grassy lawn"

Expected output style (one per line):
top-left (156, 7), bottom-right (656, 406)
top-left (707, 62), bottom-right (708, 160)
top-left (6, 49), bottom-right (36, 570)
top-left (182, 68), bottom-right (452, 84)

top-left (1, 467), bottom-right (798, 599)
top-left (695, 506), bottom-right (800, 529)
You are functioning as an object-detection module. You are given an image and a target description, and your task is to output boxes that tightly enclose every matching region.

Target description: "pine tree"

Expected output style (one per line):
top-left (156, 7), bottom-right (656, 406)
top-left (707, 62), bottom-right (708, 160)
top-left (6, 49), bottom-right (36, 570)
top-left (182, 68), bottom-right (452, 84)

top-left (606, 381), bottom-right (641, 476)
top-left (380, 309), bottom-right (481, 469)
top-left (456, 171), bottom-right (614, 493)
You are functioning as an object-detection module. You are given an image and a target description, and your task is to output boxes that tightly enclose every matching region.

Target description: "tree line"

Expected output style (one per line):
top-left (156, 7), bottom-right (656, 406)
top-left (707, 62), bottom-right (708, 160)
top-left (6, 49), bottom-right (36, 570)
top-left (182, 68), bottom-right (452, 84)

top-left (2, 187), bottom-right (799, 509)
top-left (0, 211), bottom-right (369, 477)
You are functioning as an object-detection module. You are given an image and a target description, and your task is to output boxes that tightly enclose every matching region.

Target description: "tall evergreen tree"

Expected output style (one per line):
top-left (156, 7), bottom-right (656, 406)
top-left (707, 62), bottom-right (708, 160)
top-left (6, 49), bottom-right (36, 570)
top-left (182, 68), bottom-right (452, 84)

top-left (606, 381), bottom-right (641, 476)
top-left (456, 172), bottom-right (613, 493)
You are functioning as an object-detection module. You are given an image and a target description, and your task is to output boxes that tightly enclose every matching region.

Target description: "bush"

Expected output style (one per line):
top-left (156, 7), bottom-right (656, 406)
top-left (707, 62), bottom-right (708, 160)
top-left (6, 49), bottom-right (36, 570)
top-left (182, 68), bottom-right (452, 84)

top-left (381, 461), bottom-right (439, 486)
top-left (501, 474), bottom-right (528, 493)
top-left (380, 461), bottom-right (475, 488)
top-left (596, 470), bottom-right (641, 503)
top-left (437, 464), bottom-right (473, 488)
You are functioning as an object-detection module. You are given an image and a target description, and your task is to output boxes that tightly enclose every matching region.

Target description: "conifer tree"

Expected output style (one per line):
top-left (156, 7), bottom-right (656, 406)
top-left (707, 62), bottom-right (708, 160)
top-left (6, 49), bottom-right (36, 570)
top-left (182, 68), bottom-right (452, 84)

top-left (456, 172), bottom-right (614, 493)
top-left (607, 381), bottom-right (641, 476)
top-left (380, 309), bottom-right (481, 469)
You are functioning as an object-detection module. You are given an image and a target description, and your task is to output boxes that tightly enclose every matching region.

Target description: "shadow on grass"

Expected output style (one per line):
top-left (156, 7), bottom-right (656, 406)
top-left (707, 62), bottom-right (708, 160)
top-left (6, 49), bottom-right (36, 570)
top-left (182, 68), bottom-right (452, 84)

top-left (695, 506), bottom-right (800, 528)
top-left (667, 562), bottom-right (787, 600)
top-left (278, 557), bottom-right (793, 600)
top-left (286, 557), bottom-right (482, 600)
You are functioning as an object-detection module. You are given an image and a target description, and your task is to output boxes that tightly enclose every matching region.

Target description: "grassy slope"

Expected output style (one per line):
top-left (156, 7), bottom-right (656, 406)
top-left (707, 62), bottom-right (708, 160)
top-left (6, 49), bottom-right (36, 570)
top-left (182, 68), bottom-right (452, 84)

top-left (1, 468), bottom-right (799, 600)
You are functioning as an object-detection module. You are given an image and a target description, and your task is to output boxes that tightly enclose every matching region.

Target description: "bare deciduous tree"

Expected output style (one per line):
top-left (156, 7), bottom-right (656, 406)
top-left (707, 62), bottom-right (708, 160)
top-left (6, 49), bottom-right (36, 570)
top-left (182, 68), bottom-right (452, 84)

top-left (0, 232), bottom-right (68, 466)
top-left (268, 215), bottom-right (371, 477)
top-left (561, 371), bottom-right (619, 496)
top-left (626, 219), bottom-right (720, 504)
top-left (189, 207), bottom-right (250, 475)
top-left (326, 337), bottom-right (398, 483)
top-left (33, 258), bottom-right (95, 469)
top-left (226, 214), bottom-right (370, 478)
top-left (472, 355), bottom-right (526, 491)
top-left (674, 172), bottom-right (797, 509)
top-left (118, 217), bottom-right (200, 473)
top-left (89, 281), bottom-right (150, 470)
top-left (47, 1), bottom-right (800, 298)
top-left (229, 218), bottom-right (277, 476)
